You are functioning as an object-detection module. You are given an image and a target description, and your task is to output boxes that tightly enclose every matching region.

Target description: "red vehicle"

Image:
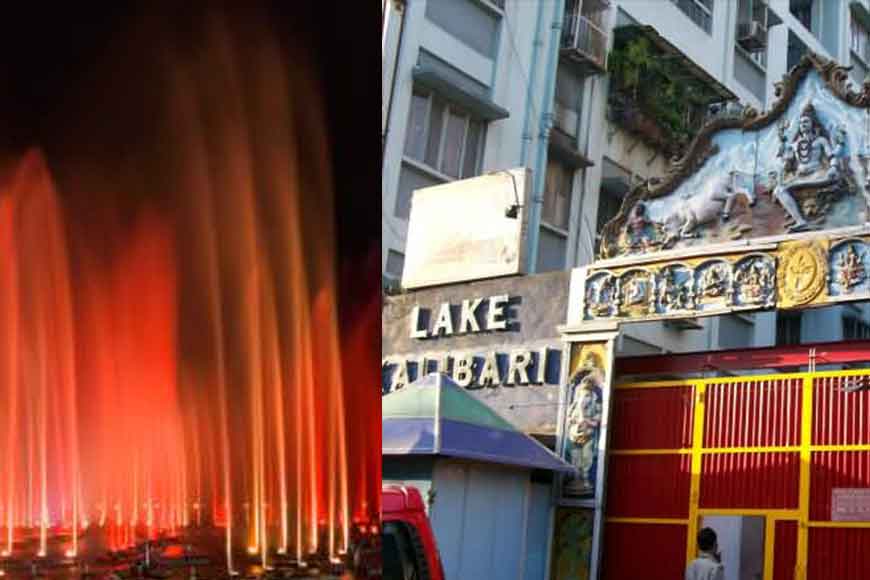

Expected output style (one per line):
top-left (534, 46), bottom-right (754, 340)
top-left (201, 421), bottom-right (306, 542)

top-left (382, 485), bottom-right (444, 580)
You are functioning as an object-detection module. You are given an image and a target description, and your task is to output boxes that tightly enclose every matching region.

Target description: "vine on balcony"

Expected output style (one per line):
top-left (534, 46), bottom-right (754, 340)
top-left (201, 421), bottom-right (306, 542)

top-left (607, 36), bottom-right (714, 157)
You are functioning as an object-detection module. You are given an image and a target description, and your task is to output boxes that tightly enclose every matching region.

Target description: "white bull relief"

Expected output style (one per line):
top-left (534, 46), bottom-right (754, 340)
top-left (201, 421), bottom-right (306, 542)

top-left (664, 170), bottom-right (757, 240)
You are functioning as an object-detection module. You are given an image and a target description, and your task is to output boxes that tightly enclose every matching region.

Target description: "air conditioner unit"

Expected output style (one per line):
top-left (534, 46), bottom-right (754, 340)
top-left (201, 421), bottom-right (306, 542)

top-left (737, 20), bottom-right (767, 52)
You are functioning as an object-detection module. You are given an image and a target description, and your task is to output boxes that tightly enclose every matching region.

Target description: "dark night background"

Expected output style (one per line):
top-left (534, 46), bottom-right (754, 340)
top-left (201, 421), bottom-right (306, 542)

top-left (0, 1), bottom-right (379, 333)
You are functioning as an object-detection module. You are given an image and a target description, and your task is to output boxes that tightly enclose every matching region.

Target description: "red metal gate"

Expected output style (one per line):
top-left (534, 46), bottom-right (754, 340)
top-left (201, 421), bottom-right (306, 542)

top-left (603, 367), bottom-right (870, 580)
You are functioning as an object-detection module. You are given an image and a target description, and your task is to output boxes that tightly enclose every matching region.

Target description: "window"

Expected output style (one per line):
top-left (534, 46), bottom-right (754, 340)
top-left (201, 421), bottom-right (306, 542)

top-left (537, 158), bottom-right (575, 273)
top-left (403, 90), bottom-right (484, 180)
top-left (543, 158), bottom-right (574, 231)
top-left (554, 67), bottom-right (584, 137)
top-left (562, 0), bottom-right (609, 68)
top-left (787, 29), bottom-right (809, 72)
top-left (425, 0), bottom-right (501, 59)
top-left (734, 48), bottom-right (766, 101)
top-left (382, 521), bottom-right (426, 580)
top-left (595, 159), bottom-right (631, 253)
top-left (776, 311), bottom-right (803, 346)
top-left (537, 227), bottom-right (568, 272)
top-left (852, 16), bottom-right (870, 64)
top-left (596, 188), bottom-right (623, 243)
top-left (386, 249), bottom-right (405, 279)
top-left (750, 49), bottom-right (767, 70)
top-left (395, 163), bottom-right (441, 220)
top-left (397, 89), bottom-right (485, 219)
top-left (736, 0), bottom-right (769, 68)
top-left (734, 0), bottom-right (768, 104)
top-left (789, 0), bottom-right (813, 33)
top-left (671, 0), bottom-right (714, 34)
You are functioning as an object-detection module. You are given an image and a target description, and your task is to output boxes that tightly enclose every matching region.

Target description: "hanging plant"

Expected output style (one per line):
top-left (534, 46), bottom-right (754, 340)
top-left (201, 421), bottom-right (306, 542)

top-left (608, 35), bottom-right (712, 155)
top-left (607, 36), bottom-right (654, 100)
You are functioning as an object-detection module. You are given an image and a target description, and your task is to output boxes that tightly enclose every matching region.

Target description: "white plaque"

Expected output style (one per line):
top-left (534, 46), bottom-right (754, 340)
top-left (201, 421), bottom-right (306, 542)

top-left (402, 168), bottom-right (530, 289)
top-left (832, 488), bottom-right (870, 521)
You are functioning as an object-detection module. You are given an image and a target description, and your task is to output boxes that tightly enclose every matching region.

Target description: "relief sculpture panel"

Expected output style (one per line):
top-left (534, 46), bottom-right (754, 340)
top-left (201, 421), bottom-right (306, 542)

top-left (599, 54), bottom-right (870, 260)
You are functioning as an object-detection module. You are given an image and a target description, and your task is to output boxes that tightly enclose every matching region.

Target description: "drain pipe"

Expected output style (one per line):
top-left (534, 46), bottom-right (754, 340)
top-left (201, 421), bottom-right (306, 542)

top-left (382, 0), bottom-right (407, 165)
top-left (526, 0), bottom-right (565, 274)
top-left (519, 1), bottom-right (548, 168)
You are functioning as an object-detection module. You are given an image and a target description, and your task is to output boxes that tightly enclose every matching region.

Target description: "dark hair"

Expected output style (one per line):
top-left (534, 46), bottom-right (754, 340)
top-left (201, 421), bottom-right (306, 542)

top-left (698, 527), bottom-right (717, 552)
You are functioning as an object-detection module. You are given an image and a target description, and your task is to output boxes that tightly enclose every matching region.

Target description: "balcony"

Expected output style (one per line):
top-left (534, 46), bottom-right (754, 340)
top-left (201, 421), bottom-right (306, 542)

top-left (561, 9), bottom-right (609, 75)
top-left (606, 25), bottom-right (737, 157)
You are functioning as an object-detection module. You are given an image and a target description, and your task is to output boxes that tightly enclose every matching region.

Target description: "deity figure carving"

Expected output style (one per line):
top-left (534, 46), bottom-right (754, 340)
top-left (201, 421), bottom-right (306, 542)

top-left (773, 103), bottom-right (849, 231)
top-left (836, 245), bottom-right (866, 290)
top-left (585, 276), bottom-right (615, 318)
top-left (658, 267), bottom-right (692, 311)
top-left (832, 124), bottom-right (850, 174)
top-left (734, 258), bottom-right (775, 305)
top-left (617, 272), bottom-right (657, 316)
top-left (622, 202), bottom-right (661, 252)
top-left (623, 276), bottom-right (645, 306)
top-left (698, 264), bottom-right (729, 300)
top-left (564, 352), bottom-right (603, 497)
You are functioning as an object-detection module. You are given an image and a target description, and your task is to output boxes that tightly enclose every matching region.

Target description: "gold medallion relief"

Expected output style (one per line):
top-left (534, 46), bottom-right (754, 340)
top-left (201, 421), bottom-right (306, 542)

top-left (777, 240), bottom-right (827, 307)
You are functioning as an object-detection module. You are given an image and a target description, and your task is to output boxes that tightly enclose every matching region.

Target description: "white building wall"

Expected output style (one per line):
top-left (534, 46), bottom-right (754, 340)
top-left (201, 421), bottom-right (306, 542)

top-left (382, 0), bottom-right (870, 353)
top-left (382, 0), bottom-right (561, 278)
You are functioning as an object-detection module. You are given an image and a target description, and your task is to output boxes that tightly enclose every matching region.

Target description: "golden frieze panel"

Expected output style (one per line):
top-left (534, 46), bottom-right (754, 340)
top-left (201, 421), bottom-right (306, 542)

top-left (580, 236), bottom-right (870, 323)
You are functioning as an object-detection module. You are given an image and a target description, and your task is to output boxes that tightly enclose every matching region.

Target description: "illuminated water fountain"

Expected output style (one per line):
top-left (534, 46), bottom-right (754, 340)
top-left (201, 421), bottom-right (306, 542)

top-left (0, 12), bottom-right (376, 571)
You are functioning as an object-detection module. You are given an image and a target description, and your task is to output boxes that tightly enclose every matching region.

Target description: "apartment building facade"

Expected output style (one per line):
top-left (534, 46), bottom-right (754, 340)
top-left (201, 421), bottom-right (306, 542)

top-left (382, 0), bottom-right (870, 356)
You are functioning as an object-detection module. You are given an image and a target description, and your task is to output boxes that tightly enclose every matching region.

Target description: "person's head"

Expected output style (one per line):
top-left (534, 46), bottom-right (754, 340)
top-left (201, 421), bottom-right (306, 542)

top-left (698, 527), bottom-right (718, 553)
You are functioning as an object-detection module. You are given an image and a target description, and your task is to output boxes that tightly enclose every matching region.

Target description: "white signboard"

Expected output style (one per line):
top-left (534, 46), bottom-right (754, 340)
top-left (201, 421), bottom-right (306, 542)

top-left (402, 168), bottom-right (530, 289)
top-left (832, 488), bottom-right (870, 521)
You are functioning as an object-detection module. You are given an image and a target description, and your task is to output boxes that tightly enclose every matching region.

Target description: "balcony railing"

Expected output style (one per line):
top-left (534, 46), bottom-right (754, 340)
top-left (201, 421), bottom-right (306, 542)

top-left (561, 12), bottom-right (608, 73)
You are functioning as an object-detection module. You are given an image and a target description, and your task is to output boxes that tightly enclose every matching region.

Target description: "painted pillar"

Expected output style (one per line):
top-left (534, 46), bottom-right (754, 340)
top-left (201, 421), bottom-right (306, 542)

top-left (548, 262), bottom-right (620, 580)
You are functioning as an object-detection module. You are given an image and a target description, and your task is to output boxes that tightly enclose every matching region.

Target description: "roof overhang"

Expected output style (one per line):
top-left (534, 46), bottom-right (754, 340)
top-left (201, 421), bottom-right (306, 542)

top-left (549, 128), bottom-right (595, 169)
top-left (383, 417), bottom-right (577, 473)
top-left (412, 65), bottom-right (509, 121)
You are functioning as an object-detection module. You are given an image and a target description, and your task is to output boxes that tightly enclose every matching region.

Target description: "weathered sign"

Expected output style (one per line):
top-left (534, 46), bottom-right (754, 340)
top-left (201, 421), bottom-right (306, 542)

top-left (383, 271), bottom-right (569, 435)
top-left (832, 488), bottom-right (870, 521)
top-left (402, 168), bottom-right (530, 289)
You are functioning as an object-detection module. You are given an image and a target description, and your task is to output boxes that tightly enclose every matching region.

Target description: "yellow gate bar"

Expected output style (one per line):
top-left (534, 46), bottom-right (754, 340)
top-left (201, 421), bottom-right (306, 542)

top-left (696, 508), bottom-right (799, 518)
top-left (796, 375), bottom-right (813, 580)
top-left (808, 520), bottom-right (870, 528)
top-left (605, 517), bottom-right (689, 525)
top-left (617, 367), bottom-right (870, 390)
top-left (763, 516), bottom-right (776, 580)
top-left (686, 382), bottom-right (705, 564)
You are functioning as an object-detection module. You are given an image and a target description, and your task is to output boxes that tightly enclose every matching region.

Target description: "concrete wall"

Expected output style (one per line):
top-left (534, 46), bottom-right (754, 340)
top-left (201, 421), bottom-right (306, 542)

top-left (382, 271), bottom-right (569, 433)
